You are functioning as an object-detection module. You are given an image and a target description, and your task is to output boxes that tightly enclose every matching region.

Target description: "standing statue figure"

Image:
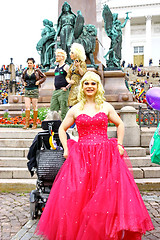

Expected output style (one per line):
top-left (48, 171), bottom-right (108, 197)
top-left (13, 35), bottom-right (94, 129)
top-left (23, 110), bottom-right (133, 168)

top-left (54, 1), bottom-right (76, 63)
top-left (36, 19), bottom-right (56, 67)
top-left (102, 5), bottom-right (129, 70)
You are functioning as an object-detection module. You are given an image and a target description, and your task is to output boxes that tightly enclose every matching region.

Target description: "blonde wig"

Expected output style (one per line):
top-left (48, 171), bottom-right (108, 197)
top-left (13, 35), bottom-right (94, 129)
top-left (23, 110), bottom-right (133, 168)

top-left (78, 71), bottom-right (105, 110)
top-left (55, 49), bottom-right (67, 61)
top-left (70, 43), bottom-right (86, 62)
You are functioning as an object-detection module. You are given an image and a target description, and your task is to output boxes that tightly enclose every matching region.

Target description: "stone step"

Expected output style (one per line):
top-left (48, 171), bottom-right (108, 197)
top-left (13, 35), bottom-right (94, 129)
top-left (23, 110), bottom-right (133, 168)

top-left (1, 166), bottom-right (159, 180)
top-left (0, 167), bottom-right (143, 180)
top-left (0, 148), bottom-right (28, 157)
top-left (0, 179), bottom-right (37, 192)
top-left (0, 139), bottom-right (33, 148)
top-left (0, 104), bottom-right (50, 117)
top-left (141, 166), bottom-right (160, 178)
top-left (0, 103), bottom-right (50, 111)
top-left (133, 166), bottom-right (160, 179)
top-left (0, 110), bottom-right (22, 117)
top-left (0, 177), bottom-right (160, 192)
top-left (130, 156), bottom-right (157, 167)
top-left (0, 157), bottom-right (28, 167)
top-left (0, 167), bottom-right (37, 179)
top-left (135, 178), bottom-right (160, 191)
top-left (0, 128), bottom-right (40, 139)
top-left (0, 147), bottom-right (147, 159)
top-left (132, 167), bottom-right (143, 179)
top-left (125, 147), bottom-right (146, 157)
top-left (0, 156), bottom-right (156, 169)
top-left (0, 166), bottom-right (141, 179)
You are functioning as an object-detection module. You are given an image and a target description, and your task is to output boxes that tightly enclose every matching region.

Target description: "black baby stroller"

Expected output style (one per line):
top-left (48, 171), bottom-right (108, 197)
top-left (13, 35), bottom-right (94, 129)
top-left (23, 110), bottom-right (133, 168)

top-left (27, 120), bottom-right (69, 220)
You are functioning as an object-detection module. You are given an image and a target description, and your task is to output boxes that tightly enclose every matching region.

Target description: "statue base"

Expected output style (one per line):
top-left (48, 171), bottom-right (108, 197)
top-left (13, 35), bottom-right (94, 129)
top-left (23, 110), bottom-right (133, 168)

top-left (103, 71), bottom-right (133, 102)
top-left (39, 71), bottom-right (55, 103)
top-left (104, 66), bottom-right (122, 71)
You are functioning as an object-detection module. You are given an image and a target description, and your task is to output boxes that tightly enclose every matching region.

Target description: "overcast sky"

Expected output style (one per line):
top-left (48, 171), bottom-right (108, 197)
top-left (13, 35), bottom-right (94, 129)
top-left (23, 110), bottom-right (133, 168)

top-left (0, 0), bottom-right (58, 69)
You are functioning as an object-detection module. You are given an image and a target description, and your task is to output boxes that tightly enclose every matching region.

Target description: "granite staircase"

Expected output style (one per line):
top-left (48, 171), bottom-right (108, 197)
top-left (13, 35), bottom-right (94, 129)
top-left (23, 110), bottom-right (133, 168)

top-left (0, 127), bottom-right (160, 192)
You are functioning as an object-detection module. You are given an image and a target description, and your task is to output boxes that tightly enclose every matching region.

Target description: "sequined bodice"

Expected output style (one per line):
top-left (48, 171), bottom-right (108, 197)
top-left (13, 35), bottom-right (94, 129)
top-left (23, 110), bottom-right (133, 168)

top-left (76, 112), bottom-right (108, 144)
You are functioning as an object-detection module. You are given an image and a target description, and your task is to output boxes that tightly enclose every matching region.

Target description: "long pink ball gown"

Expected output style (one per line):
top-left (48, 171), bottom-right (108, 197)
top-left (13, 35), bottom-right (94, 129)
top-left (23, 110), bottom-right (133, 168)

top-left (36, 112), bottom-right (154, 240)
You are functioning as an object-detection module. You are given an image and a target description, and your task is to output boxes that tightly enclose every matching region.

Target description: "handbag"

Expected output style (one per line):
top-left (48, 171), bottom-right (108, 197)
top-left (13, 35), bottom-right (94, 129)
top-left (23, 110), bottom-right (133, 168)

top-left (36, 134), bottom-right (65, 182)
top-left (149, 123), bottom-right (160, 165)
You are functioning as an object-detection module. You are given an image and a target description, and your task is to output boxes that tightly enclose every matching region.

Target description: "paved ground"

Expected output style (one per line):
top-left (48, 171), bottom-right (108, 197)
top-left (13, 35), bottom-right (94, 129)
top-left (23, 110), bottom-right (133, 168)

top-left (0, 191), bottom-right (160, 240)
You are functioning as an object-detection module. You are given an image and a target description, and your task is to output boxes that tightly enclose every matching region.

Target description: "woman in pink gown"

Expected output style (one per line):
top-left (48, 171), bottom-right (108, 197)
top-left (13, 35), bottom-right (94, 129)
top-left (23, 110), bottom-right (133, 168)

top-left (36, 71), bottom-right (154, 240)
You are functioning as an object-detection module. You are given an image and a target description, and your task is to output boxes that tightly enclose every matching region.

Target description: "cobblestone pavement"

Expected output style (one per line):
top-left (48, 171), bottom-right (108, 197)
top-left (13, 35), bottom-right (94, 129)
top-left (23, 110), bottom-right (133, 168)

top-left (0, 191), bottom-right (160, 240)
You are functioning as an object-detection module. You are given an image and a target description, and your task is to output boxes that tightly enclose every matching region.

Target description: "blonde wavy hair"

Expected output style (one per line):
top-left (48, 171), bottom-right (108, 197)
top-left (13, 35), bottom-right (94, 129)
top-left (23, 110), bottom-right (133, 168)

top-left (55, 49), bottom-right (67, 61)
top-left (70, 43), bottom-right (86, 62)
top-left (78, 71), bottom-right (105, 110)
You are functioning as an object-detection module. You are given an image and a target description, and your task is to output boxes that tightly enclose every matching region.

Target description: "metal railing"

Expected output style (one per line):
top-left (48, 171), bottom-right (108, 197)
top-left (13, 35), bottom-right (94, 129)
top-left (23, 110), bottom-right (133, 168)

top-left (138, 105), bottom-right (160, 128)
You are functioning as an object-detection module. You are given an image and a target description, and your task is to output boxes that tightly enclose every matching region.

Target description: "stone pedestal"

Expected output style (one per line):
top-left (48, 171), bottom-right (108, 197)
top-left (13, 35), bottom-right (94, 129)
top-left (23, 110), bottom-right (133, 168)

top-left (39, 71), bottom-right (55, 103)
top-left (103, 71), bottom-right (133, 102)
top-left (119, 106), bottom-right (140, 147)
top-left (9, 95), bottom-right (23, 103)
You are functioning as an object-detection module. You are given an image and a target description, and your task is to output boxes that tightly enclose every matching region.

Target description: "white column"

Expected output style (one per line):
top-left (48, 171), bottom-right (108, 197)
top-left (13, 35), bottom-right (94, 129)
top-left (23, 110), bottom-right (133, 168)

top-left (145, 15), bottom-right (152, 66)
top-left (123, 18), bottom-right (132, 66)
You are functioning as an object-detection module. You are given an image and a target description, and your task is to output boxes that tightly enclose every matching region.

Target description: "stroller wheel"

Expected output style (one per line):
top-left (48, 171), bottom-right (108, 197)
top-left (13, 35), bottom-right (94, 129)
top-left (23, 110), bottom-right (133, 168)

top-left (31, 211), bottom-right (34, 220)
top-left (30, 202), bottom-right (38, 220)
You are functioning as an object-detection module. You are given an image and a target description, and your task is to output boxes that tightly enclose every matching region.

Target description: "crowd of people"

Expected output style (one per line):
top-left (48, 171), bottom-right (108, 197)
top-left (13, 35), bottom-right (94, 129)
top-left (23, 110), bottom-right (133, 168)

top-left (0, 65), bottom-right (24, 104)
top-left (124, 63), bottom-right (160, 106)
top-left (0, 82), bottom-right (8, 104)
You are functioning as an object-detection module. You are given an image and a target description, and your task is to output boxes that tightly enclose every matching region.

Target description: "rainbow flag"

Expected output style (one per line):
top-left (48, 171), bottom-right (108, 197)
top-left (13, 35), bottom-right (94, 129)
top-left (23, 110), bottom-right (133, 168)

top-left (138, 89), bottom-right (145, 98)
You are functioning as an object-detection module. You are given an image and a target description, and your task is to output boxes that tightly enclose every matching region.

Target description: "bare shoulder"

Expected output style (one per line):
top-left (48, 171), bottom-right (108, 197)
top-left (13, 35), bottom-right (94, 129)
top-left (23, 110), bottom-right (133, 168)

top-left (64, 64), bottom-right (70, 72)
top-left (103, 101), bottom-right (115, 112)
top-left (66, 103), bottom-right (80, 118)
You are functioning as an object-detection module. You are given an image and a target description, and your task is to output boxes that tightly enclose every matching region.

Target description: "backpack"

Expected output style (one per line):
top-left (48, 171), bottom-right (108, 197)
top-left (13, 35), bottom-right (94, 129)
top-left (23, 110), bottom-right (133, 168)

top-left (149, 123), bottom-right (160, 165)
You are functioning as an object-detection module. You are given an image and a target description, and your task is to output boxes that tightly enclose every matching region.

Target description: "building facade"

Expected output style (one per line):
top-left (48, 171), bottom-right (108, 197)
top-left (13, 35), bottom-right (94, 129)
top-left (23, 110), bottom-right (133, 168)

top-left (96, 0), bottom-right (160, 67)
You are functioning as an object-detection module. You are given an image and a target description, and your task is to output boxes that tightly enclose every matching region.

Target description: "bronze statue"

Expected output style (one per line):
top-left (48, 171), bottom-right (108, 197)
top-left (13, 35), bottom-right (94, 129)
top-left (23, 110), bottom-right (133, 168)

top-left (55, 4), bottom-right (97, 66)
top-left (36, 2), bottom-right (98, 68)
top-left (54, 1), bottom-right (76, 63)
top-left (102, 5), bottom-right (129, 70)
top-left (36, 19), bottom-right (56, 67)
top-left (75, 23), bottom-right (97, 68)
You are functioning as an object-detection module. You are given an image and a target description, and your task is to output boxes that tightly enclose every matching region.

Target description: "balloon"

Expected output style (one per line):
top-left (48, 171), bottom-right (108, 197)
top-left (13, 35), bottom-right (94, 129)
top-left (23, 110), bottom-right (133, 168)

top-left (146, 87), bottom-right (160, 110)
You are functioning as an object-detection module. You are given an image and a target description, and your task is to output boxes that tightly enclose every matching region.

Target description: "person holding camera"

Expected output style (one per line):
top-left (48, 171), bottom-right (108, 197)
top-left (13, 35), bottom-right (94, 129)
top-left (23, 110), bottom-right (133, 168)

top-left (21, 58), bottom-right (46, 129)
top-left (66, 43), bottom-right (87, 107)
